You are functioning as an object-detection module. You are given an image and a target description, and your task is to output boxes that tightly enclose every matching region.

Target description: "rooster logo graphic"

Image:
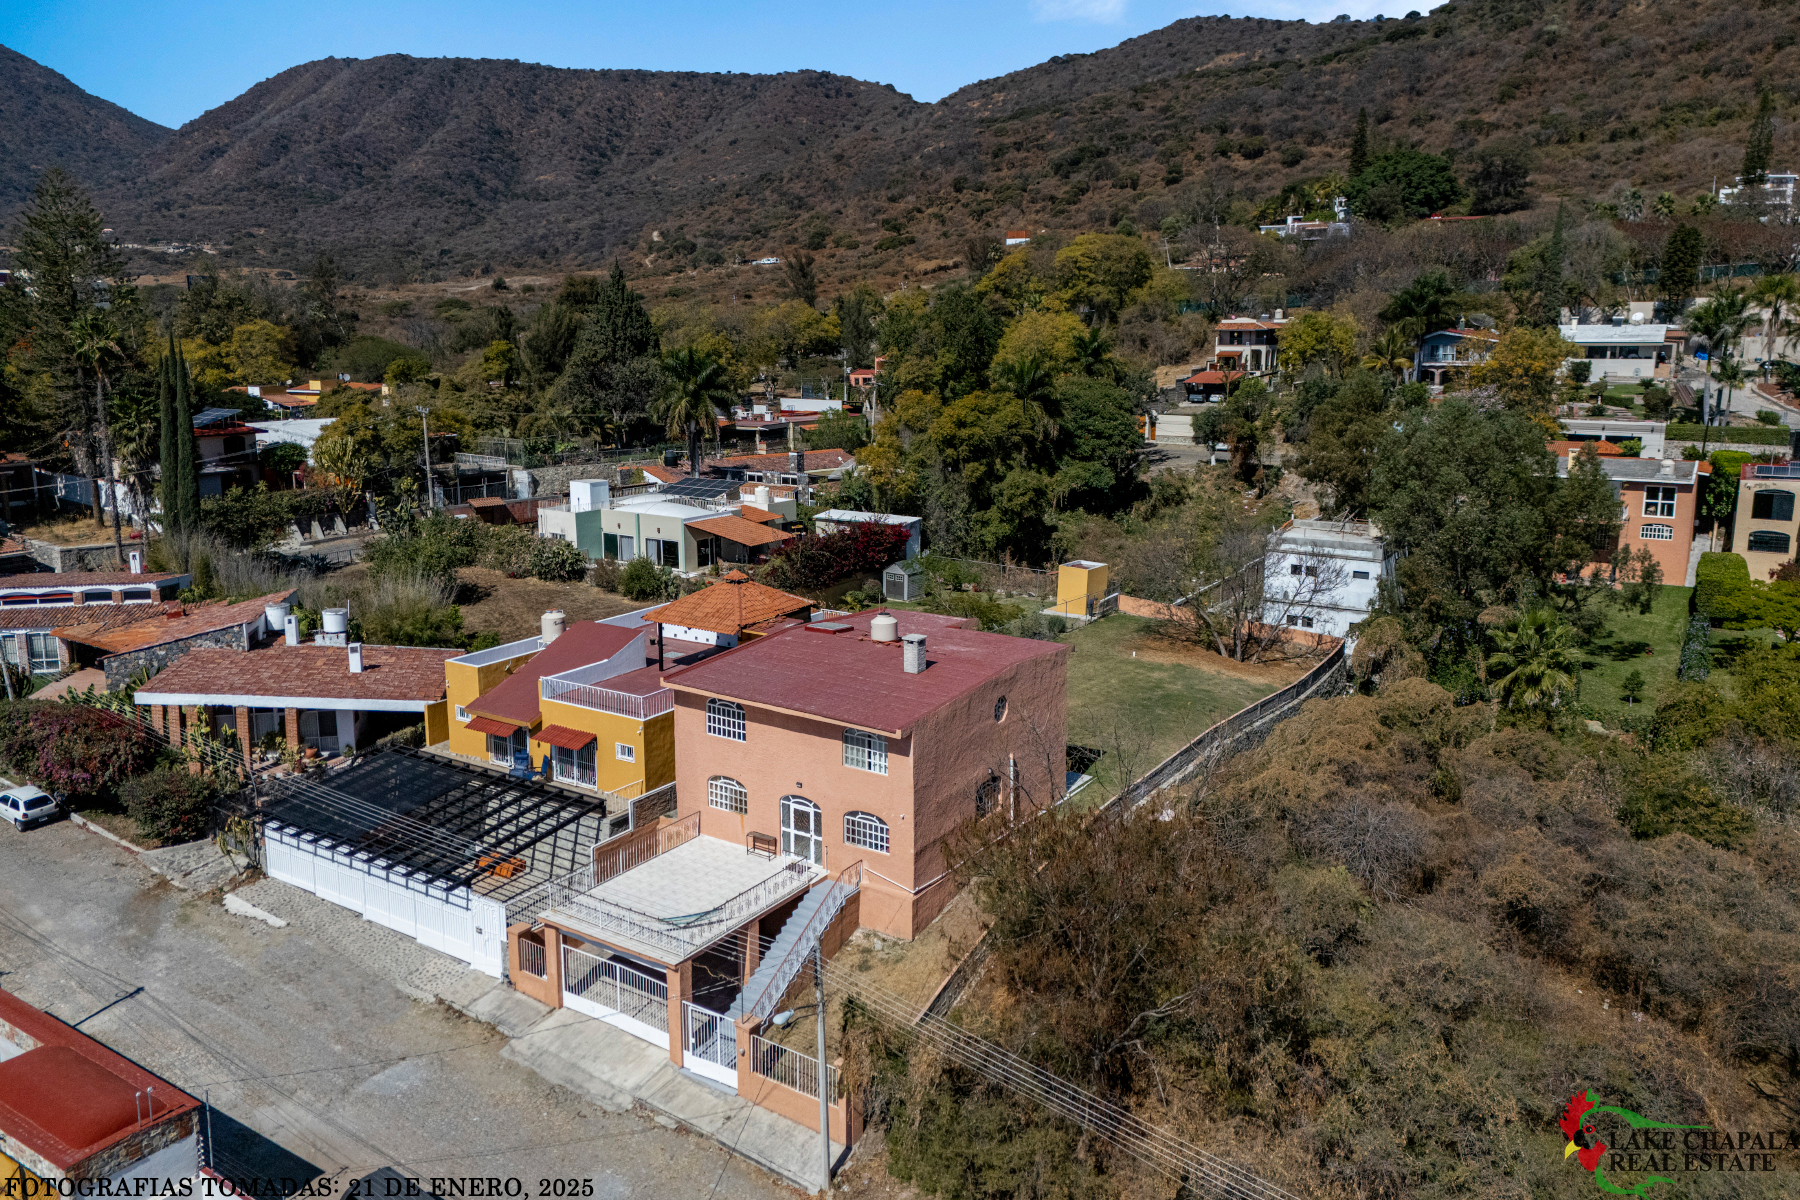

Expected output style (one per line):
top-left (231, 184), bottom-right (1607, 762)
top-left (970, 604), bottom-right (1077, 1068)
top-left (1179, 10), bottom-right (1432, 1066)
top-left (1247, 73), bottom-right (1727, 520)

top-left (1556, 1090), bottom-right (1710, 1195)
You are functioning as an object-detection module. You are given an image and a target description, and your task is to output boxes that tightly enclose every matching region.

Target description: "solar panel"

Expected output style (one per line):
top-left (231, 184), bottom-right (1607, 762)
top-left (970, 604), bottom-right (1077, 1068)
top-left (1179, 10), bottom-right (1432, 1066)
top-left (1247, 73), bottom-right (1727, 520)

top-left (657, 478), bottom-right (737, 500)
top-left (191, 407), bottom-right (241, 428)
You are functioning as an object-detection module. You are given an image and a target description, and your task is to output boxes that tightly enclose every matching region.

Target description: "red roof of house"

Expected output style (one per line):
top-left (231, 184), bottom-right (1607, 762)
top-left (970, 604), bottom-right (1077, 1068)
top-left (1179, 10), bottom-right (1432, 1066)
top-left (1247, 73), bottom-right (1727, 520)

top-left (0, 571), bottom-right (183, 590)
top-left (0, 989), bottom-right (200, 1172)
top-left (536, 724), bottom-right (594, 750)
top-left (639, 463), bottom-right (687, 485)
top-left (56, 590), bottom-right (295, 652)
top-left (644, 571), bottom-right (813, 637)
top-left (663, 608), bottom-right (1068, 736)
top-left (735, 504), bottom-right (783, 525)
top-left (710, 449), bottom-right (855, 475)
top-left (688, 513), bottom-right (796, 547)
top-left (1548, 440), bottom-right (1621, 456)
top-left (0, 602), bottom-right (169, 634)
top-left (134, 643), bottom-right (459, 705)
top-left (467, 622), bottom-right (644, 726)
top-left (466, 714), bottom-right (518, 736)
top-left (1182, 370), bottom-right (1246, 385)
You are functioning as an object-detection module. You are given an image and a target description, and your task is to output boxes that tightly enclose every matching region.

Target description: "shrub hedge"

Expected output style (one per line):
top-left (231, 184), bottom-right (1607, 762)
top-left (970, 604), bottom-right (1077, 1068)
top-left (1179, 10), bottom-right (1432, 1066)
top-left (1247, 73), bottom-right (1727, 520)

top-left (1666, 423), bottom-right (1792, 446)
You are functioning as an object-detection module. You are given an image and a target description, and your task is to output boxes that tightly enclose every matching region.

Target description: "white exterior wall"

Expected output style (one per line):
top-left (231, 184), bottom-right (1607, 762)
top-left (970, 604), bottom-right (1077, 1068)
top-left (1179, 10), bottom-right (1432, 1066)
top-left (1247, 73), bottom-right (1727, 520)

top-left (263, 825), bottom-right (507, 976)
top-left (1262, 524), bottom-right (1394, 642)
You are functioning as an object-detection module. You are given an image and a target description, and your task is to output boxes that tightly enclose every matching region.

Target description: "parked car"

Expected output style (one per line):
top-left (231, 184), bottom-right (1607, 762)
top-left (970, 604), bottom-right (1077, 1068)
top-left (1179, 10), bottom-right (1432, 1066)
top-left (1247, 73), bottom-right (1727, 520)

top-left (0, 785), bottom-right (61, 831)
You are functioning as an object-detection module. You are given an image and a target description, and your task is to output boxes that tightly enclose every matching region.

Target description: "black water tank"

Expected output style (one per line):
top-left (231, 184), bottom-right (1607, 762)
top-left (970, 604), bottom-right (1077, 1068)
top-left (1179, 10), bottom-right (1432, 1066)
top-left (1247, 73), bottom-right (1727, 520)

top-left (663, 449), bottom-right (679, 468)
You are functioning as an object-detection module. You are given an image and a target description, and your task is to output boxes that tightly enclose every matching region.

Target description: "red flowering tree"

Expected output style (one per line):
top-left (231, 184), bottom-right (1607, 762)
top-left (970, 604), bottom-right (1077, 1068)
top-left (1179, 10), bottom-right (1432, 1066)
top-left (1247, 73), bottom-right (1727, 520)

top-left (0, 702), bottom-right (158, 801)
top-left (763, 522), bottom-right (913, 592)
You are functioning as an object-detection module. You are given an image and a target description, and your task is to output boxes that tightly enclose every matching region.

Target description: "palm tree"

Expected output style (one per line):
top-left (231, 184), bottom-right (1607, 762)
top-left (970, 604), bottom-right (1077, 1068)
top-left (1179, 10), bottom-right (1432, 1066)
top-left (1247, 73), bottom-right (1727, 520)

top-left (1378, 271), bottom-right (1458, 381)
top-left (67, 311), bottom-right (126, 563)
top-left (1362, 327), bottom-right (1414, 380)
top-left (1714, 356), bottom-right (1750, 423)
top-left (1688, 287), bottom-right (1753, 418)
top-left (107, 390), bottom-right (160, 527)
top-left (653, 347), bottom-right (735, 478)
top-left (1749, 272), bottom-right (1800, 365)
top-left (1487, 609), bottom-right (1580, 715)
top-left (1070, 327), bottom-right (1118, 380)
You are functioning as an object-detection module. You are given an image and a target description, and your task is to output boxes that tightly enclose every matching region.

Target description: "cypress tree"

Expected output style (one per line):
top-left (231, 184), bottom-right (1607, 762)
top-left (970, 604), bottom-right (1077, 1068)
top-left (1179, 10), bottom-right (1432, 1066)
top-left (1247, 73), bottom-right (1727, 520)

top-left (1660, 223), bottom-right (1704, 318)
top-left (1540, 204), bottom-right (1567, 328)
top-left (1349, 108), bottom-right (1371, 180)
top-left (173, 344), bottom-right (200, 536)
top-left (157, 334), bottom-right (179, 535)
top-left (1742, 89), bottom-right (1775, 188)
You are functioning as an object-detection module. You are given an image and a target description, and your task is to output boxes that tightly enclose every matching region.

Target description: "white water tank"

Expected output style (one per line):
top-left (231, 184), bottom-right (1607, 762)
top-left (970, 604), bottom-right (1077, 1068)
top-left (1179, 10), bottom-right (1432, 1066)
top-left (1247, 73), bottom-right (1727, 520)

top-left (322, 608), bottom-right (349, 635)
top-left (265, 601), bottom-right (291, 630)
top-left (542, 610), bottom-right (566, 644)
top-left (754, 485), bottom-right (772, 511)
top-left (569, 480), bottom-right (610, 513)
top-left (870, 613), bottom-right (899, 643)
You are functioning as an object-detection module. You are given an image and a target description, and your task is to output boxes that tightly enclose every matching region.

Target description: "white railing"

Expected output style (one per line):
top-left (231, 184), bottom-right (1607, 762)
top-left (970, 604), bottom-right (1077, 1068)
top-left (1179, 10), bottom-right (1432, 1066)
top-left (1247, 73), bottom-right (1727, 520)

top-left (563, 944), bottom-right (669, 1033)
top-left (748, 1034), bottom-right (839, 1100)
top-left (742, 861), bottom-right (861, 1023)
top-left (541, 677), bottom-right (675, 720)
top-left (684, 1002), bottom-right (736, 1072)
top-left (518, 938), bottom-right (546, 978)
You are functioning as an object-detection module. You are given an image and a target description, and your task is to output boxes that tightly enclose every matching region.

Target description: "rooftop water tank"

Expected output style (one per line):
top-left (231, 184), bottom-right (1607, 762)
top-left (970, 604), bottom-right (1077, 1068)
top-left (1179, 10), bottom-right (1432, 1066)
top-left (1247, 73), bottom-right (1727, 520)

top-left (870, 613), bottom-right (899, 643)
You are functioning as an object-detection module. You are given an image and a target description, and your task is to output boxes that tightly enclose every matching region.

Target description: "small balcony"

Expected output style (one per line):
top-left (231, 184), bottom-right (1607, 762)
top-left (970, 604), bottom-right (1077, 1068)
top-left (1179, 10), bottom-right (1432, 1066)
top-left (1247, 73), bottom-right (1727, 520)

top-left (541, 676), bottom-right (675, 720)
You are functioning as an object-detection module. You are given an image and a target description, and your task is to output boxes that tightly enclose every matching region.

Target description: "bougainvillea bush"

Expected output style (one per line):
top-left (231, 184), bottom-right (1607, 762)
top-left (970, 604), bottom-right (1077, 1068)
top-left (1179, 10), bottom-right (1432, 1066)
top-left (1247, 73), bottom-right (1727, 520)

top-left (763, 522), bottom-right (912, 592)
top-left (0, 702), bottom-right (159, 801)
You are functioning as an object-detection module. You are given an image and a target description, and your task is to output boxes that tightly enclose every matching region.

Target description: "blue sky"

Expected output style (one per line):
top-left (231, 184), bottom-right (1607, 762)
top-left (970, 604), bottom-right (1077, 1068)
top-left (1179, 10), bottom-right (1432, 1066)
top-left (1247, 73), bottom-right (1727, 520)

top-left (5, 0), bottom-right (1401, 129)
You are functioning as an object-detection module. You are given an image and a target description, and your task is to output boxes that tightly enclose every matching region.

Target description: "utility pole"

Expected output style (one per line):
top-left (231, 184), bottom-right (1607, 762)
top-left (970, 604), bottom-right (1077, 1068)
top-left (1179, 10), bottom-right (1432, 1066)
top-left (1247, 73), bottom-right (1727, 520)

top-left (815, 943), bottom-right (832, 1195)
top-left (416, 406), bottom-right (433, 507)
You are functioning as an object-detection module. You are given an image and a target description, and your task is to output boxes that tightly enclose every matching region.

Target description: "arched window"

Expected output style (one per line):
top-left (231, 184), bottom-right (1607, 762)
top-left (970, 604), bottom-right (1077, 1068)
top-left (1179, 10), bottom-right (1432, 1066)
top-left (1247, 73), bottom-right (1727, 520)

top-left (708, 776), bottom-right (748, 814)
top-left (841, 728), bottom-right (887, 774)
top-left (976, 776), bottom-right (1002, 818)
top-left (705, 698), bottom-right (746, 741)
top-left (781, 795), bottom-right (825, 866)
top-left (843, 811), bottom-right (889, 854)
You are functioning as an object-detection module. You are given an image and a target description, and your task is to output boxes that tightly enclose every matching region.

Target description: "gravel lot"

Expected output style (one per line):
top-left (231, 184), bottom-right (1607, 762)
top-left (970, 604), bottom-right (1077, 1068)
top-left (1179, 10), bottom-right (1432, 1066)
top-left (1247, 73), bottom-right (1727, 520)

top-left (0, 816), bottom-right (795, 1200)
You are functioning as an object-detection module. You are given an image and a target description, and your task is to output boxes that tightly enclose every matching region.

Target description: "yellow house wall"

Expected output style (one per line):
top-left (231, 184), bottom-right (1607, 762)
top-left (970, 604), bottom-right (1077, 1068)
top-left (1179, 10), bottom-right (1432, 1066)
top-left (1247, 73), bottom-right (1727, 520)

top-left (535, 698), bottom-right (676, 795)
top-left (441, 654), bottom-right (538, 756)
top-left (1054, 563), bottom-right (1108, 615)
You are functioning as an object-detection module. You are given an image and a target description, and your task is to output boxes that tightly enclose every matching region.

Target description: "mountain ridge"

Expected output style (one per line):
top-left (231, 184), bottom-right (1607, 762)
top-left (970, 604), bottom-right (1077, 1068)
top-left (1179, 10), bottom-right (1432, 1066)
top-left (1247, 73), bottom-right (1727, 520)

top-left (4, 3), bottom-right (1797, 281)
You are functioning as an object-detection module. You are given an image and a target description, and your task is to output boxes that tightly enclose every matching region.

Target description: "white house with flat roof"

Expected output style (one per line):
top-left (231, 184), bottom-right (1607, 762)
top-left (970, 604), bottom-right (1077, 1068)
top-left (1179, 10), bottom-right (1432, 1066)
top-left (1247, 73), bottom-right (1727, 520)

top-left (1560, 319), bottom-right (1672, 382)
top-left (1558, 419), bottom-right (1665, 458)
top-left (1261, 519), bottom-right (1396, 641)
top-left (811, 510), bottom-right (922, 559)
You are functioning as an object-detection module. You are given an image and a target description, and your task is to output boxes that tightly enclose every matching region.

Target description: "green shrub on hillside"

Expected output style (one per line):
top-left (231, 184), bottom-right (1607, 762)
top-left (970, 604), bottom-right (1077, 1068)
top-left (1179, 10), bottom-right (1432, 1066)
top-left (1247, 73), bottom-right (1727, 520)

top-left (1692, 550), bottom-right (1749, 617)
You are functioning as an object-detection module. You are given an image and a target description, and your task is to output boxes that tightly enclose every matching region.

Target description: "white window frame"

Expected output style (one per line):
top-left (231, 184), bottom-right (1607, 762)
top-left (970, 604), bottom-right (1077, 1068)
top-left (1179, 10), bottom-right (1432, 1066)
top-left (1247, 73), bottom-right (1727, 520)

top-left (615, 742), bottom-right (635, 763)
top-left (708, 776), bottom-right (748, 814)
top-left (553, 741), bottom-right (597, 788)
top-left (1642, 485), bottom-right (1677, 518)
top-left (841, 728), bottom-right (888, 775)
top-left (1639, 523), bottom-right (1673, 541)
top-left (25, 633), bottom-right (58, 674)
top-left (705, 698), bottom-right (746, 741)
top-left (781, 795), bottom-right (825, 865)
top-left (455, 705), bottom-right (469, 722)
top-left (843, 811), bottom-right (890, 854)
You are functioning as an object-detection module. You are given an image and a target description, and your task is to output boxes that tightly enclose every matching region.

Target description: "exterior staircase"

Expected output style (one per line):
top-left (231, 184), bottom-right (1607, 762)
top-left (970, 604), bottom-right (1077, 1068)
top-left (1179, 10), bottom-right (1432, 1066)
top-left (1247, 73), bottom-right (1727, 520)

top-left (728, 862), bottom-right (861, 1023)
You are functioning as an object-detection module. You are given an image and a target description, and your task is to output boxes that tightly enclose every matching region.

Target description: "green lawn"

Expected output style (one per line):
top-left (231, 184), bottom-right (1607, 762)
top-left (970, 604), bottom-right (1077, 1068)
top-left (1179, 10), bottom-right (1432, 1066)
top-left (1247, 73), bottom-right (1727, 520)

top-left (1575, 584), bottom-right (1691, 722)
top-left (1059, 615), bottom-right (1280, 801)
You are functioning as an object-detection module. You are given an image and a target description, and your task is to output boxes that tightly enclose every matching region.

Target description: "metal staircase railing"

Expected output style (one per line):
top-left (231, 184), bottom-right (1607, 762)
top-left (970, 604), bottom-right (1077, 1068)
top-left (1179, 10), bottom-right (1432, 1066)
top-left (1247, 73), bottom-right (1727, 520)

top-left (738, 860), bottom-right (861, 1023)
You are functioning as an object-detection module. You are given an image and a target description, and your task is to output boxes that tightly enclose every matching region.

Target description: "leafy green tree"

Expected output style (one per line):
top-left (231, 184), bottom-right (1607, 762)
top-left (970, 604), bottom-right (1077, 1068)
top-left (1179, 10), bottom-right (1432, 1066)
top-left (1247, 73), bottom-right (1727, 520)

top-left (1487, 608), bottom-right (1579, 717)
top-left (1279, 310), bottom-right (1359, 378)
top-left (833, 284), bottom-right (883, 369)
top-left (783, 250), bottom-right (819, 308)
top-left (1622, 668), bottom-right (1646, 705)
top-left (1361, 327), bottom-right (1414, 379)
top-left (804, 408), bottom-right (870, 453)
top-left (1347, 149), bottom-right (1464, 222)
top-left (1466, 138), bottom-right (1534, 215)
top-left (1468, 326), bottom-right (1578, 412)
top-left (1053, 234), bottom-right (1154, 325)
top-left (930, 286), bottom-right (1003, 398)
top-left (652, 347), bottom-right (735, 477)
top-left (1539, 204), bottom-right (1566, 327)
top-left (1291, 371), bottom-right (1392, 516)
top-left (1070, 326), bottom-right (1119, 380)
top-left (1191, 377), bottom-right (1278, 485)
top-left (1050, 375), bottom-right (1140, 510)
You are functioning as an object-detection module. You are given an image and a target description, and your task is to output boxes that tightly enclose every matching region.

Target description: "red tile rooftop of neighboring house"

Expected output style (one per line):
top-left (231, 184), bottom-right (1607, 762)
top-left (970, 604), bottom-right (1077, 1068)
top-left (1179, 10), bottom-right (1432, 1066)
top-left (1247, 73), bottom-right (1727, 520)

top-left (687, 513), bottom-right (796, 548)
top-left (134, 643), bottom-right (459, 705)
top-left (735, 504), bottom-right (783, 525)
top-left (467, 621), bottom-right (644, 726)
top-left (645, 571), bottom-right (813, 637)
top-left (663, 608), bottom-right (1068, 736)
top-left (0, 988), bottom-right (200, 1173)
top-left (55, 590), bottom-right (296, 652)
top-left (0, 603), bottom-right (169, 634)
top-left (711, 448), bottom-right (855, 474)
top-left (1547, 440), bottom-right (1622, 456)
top-left (1181, 369), bottom-right (1246, 385)
top-left (638, 463), bottom-right (687, 485)
top-left (0, 571), bottom-right (183, 589)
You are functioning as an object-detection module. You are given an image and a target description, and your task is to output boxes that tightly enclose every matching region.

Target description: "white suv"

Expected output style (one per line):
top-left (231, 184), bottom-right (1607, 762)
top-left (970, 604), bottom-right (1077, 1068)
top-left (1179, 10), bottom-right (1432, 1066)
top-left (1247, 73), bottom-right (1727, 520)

top-left (0, 786), bottom-right (61, 831)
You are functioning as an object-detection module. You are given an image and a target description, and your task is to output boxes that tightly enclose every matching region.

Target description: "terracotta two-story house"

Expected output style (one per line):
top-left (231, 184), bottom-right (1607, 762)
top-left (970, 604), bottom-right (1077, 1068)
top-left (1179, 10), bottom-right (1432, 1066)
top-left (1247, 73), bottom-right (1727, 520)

top-left (1208, 314), bottom-right (1287, 377)
top-left (1557, 452), bottom-right (1706, 584)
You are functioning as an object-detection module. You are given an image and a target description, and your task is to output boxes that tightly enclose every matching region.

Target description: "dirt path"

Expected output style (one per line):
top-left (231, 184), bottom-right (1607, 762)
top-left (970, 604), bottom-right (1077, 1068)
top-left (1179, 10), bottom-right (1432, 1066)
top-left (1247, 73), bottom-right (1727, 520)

top-left (453, 568), bottom-right (644, 640)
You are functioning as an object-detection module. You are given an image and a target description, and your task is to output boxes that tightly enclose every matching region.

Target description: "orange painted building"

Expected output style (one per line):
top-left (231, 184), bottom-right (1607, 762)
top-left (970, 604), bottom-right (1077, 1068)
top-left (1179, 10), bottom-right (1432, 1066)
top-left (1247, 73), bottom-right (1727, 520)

top-left (662, 608), bottom-right (1070, 939)
top-left (1557, 453), bottom-right (1707, 584)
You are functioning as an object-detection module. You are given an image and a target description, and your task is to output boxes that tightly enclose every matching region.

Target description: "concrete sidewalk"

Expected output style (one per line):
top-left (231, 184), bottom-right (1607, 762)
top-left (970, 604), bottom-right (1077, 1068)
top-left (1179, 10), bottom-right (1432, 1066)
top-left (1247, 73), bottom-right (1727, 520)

top-left (439, 972), bottom-right (844, 1193)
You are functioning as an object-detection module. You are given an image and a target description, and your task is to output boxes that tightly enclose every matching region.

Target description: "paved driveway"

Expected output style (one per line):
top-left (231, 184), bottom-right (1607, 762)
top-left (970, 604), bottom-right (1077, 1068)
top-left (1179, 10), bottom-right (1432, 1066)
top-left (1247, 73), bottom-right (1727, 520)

top-left (0, 817), bottom-right (793, 1200)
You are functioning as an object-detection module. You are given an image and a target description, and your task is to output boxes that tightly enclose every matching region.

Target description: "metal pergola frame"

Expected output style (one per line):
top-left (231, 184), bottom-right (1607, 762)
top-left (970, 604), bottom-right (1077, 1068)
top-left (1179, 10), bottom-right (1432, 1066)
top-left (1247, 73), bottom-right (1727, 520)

top-left (255, 746), bottom-right (610, 904)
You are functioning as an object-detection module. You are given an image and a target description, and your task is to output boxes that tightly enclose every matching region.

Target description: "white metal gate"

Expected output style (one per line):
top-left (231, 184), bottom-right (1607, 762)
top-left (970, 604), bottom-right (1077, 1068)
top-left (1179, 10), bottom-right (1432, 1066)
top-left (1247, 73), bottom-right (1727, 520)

top-left (560, 944), bottom-right (669, 1049)
top-left (263, 825), bottom-right (507, 977)
top-left (684, 1002), bottom-right (736, 1087)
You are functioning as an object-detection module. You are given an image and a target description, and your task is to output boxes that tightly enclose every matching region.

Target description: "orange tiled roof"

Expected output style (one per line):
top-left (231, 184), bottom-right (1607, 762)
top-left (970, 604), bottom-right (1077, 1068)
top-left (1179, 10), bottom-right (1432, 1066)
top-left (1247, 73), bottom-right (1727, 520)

top-left (644, 572), bottom-right (812, 636)
top-left (1548, 440), bottom-right (1622, 456)
top-left (688, 513), bottom-right (796, 548)
top-left (133, 643), bottom-right (457, 705)
top-left (54, 590), bottom-right (295, 652)
top-left (735, 505), bottom-right (782, 524)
